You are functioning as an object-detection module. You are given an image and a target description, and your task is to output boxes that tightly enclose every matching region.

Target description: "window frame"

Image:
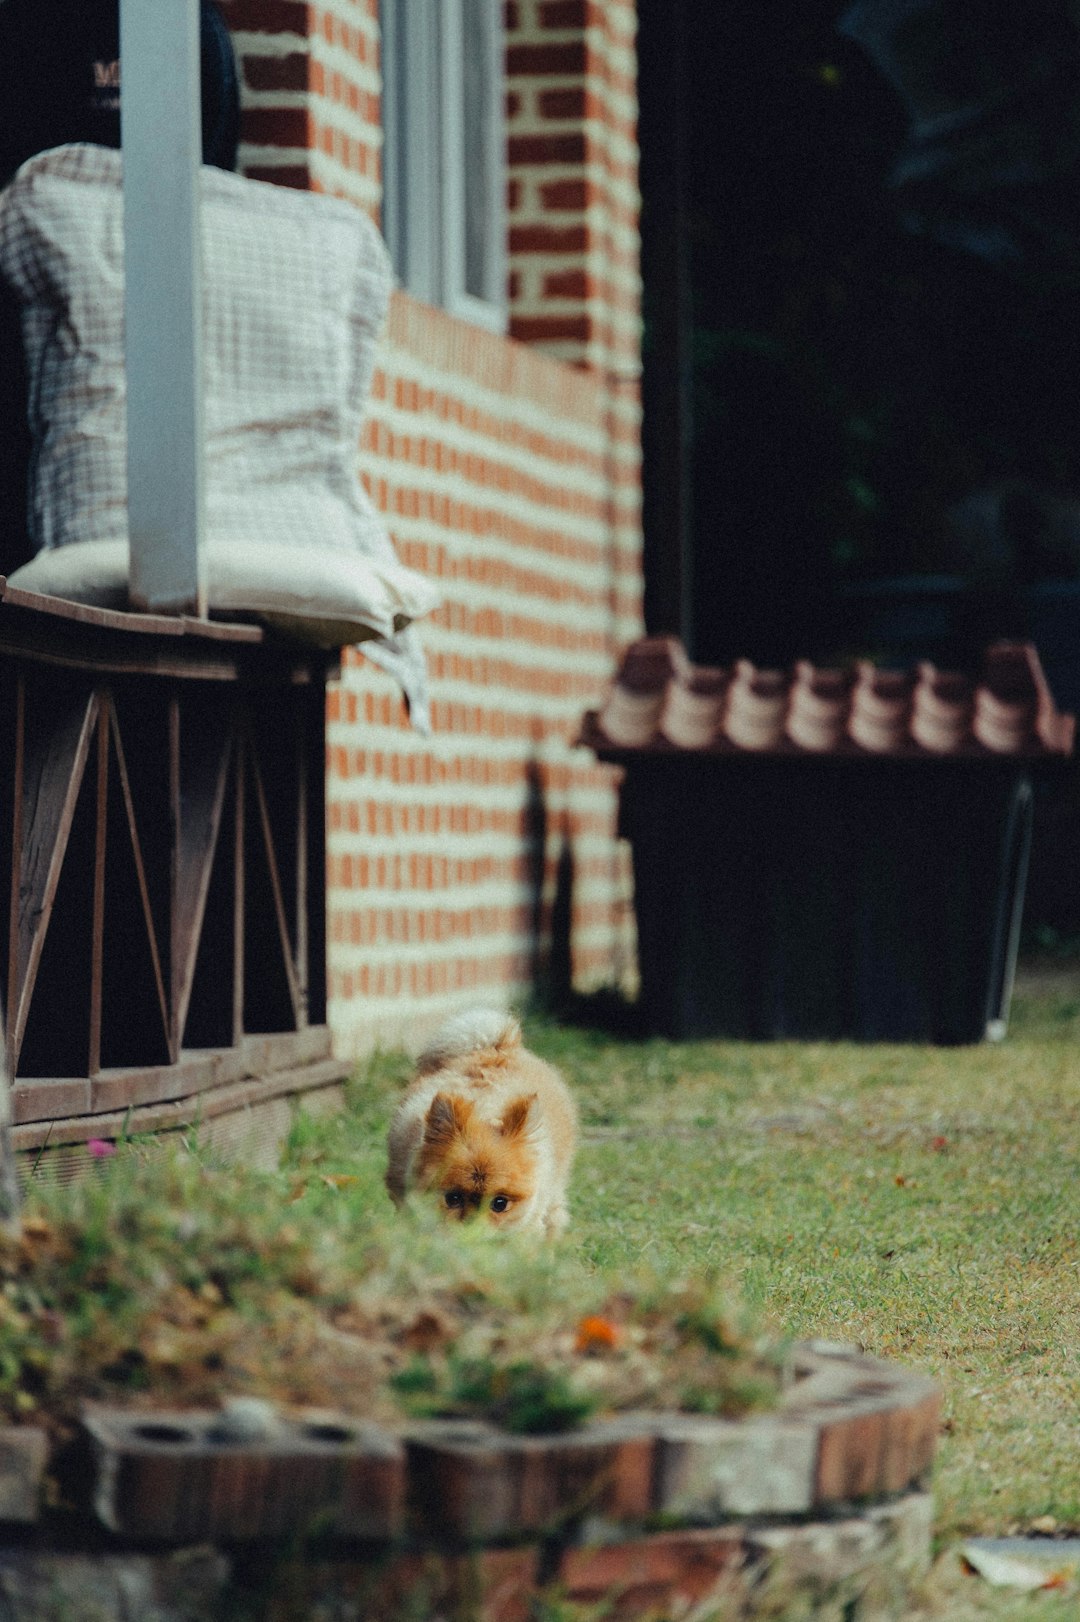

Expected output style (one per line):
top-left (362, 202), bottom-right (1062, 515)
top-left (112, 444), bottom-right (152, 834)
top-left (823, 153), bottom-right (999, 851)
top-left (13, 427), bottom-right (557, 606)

top-left (380, 0), bottom-right (507, 334)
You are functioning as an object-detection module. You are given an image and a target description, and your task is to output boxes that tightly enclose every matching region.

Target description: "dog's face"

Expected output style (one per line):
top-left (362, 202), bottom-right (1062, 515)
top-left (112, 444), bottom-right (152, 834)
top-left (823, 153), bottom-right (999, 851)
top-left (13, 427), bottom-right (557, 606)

top-left (415, 1092), bottom-right (537, 1227)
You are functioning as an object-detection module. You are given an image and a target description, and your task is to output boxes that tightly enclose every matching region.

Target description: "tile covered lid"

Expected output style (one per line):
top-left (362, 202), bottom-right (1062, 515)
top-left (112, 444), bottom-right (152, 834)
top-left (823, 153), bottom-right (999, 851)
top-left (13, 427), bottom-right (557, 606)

top-left (582, 638), bottom-right (1074, 759)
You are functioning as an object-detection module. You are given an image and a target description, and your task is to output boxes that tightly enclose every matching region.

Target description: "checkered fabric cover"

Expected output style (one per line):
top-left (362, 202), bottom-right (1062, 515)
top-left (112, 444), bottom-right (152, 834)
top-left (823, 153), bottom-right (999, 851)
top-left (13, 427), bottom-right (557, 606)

top-left (0, 143), bottom-right (436, 721)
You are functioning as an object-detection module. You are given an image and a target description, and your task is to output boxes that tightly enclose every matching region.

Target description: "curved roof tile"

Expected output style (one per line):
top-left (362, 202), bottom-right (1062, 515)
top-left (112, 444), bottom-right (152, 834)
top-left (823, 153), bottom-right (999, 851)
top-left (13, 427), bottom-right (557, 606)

top-left (582, 638), bottom-right (1074, 759)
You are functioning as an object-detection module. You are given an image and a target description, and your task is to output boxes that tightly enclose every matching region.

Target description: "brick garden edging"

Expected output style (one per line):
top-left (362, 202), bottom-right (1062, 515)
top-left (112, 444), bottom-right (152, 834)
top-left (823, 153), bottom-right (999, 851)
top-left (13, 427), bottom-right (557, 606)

top-left (0, 1343), bottom-right (941, 1620)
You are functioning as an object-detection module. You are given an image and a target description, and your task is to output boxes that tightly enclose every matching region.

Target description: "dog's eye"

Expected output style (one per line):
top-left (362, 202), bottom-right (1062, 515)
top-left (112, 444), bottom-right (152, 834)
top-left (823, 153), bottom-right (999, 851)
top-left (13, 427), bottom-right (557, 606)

top-left (490, 1195), bottom-right (510, 1213)
top-left (444, 1190), bottom-right (465, 1209)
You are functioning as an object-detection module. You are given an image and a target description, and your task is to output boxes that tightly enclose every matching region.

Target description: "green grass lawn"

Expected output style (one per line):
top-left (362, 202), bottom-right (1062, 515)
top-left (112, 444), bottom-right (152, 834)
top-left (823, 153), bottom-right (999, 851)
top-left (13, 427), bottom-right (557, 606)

top-left (281, 972), bottom-right (1080, 1618)
top-left (282, 978), bottom-right (1080, 1541)
top-left (518, 983), bottom-right (1080, 1547)
top-left (13, 969), bottom-right (1080, 1619)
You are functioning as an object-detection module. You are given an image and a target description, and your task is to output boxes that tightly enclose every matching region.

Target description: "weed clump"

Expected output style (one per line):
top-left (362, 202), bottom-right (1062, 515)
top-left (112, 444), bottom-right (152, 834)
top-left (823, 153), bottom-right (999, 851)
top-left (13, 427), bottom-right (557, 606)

top-left (0, 1127), bottom-right (782, 1441)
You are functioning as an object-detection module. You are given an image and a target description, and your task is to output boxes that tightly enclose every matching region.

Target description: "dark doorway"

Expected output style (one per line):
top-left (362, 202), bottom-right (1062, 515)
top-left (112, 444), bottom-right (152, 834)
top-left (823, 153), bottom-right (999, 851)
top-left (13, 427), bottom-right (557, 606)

top-left (637, 0), bottom-right (1080, 676)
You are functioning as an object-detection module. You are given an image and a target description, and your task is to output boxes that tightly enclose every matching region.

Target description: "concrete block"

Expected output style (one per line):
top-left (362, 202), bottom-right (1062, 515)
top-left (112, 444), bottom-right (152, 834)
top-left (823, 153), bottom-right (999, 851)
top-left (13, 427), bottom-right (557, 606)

top-left (0, 1429), bottom-right (47, 1523)
top-left (405, 1414), bottom-right (656, 1540)
top-left (558, 1526), bottom-right (746, 1620)
top-left (83, 1406), bottom-right (404, 1541)
top-left (655, 1412), bottom-right (817, 1518)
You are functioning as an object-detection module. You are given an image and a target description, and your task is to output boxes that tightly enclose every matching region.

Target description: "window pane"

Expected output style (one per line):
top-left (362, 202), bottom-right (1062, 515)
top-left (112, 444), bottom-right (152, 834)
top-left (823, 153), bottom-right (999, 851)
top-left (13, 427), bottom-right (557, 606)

top-left (381, 0), bottom-right (505, 326)
top-left (461, 0), bottom-right (498, 304)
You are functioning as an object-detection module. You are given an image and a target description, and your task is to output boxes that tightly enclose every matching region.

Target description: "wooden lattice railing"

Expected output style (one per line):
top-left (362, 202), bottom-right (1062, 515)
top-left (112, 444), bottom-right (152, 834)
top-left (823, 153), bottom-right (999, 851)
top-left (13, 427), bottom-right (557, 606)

top-left (0, 577), bottom-right (348, 1158)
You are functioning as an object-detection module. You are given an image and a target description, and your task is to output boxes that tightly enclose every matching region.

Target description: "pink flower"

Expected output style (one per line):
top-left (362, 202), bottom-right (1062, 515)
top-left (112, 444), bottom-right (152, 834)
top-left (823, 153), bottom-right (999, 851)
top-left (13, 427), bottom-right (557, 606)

top-left (86, 1139), bottom-right (116, 1159)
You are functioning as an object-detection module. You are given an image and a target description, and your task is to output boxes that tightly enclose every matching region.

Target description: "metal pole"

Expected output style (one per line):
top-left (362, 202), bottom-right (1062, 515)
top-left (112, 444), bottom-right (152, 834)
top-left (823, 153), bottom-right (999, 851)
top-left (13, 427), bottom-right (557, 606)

top-left (120, 0), bottom-right (206, 617)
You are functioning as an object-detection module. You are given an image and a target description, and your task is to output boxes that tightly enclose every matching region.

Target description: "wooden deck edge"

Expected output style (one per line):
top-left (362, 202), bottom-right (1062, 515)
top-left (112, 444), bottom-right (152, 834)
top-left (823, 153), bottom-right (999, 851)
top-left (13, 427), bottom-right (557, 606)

top-left (12, 1028), bottom-right (336, 1127)
top-left (13, 1054), bottom-right (351, 1154)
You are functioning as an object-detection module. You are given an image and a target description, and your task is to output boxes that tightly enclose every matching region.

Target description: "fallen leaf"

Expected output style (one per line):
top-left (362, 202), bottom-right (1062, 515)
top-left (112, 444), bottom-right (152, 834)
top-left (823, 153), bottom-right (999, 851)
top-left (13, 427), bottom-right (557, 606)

top-left (575, 1315), bottom-right (621, 1353)
top-left (404, 1309), bottom-right (454, 1352)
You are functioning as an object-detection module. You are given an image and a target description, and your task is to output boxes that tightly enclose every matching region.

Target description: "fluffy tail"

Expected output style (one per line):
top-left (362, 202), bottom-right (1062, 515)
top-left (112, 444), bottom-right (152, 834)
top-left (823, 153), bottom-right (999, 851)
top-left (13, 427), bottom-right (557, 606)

top-left (415, 1007), bottom-right (522, 1072)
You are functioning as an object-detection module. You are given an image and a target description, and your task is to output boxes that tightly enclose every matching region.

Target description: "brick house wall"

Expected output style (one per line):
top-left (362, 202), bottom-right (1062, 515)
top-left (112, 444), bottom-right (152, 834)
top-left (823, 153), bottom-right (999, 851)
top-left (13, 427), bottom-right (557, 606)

top-left (217, 0), bottom-right (643, 1052)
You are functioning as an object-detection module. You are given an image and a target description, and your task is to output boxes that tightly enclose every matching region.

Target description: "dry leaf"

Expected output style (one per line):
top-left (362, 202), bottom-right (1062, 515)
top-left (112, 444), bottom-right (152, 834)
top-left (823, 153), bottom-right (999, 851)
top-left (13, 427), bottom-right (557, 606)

top-left (403, 1308), bottom-right (454, 1353)
top-left (575, 1315), bottom-right (622, 1353)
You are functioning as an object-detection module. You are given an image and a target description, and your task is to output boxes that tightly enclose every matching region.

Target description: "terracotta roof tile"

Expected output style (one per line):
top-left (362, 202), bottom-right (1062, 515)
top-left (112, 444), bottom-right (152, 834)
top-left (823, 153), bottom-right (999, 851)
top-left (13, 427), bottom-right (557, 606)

top-left (582, 638), bottom-right (1075, 760)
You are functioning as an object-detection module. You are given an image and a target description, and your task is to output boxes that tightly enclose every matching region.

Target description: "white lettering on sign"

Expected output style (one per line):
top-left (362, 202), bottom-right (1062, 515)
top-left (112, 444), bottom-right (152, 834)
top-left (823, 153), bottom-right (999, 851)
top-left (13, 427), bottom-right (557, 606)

top-left (92, 59), bottom-right (121, 111)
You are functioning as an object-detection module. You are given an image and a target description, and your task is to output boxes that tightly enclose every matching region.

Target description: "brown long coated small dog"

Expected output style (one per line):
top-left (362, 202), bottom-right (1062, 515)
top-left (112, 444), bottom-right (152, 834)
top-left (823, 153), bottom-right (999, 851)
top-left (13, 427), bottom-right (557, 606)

top-left (385, 1009), bottom-right (577, 1236)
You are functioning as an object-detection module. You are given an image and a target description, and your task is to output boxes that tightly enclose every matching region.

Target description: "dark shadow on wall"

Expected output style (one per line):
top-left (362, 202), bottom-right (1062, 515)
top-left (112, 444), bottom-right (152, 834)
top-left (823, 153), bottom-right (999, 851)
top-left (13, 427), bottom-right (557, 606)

top-left (541, 827), bottom-right (645, 1038)
top-left (523, 754), bottom-right (644, 1035)
top-left (523, 753), bottom-right (576, 1012)
top-left (545, 838), bottom-right (575, 1013)
top-left (524, 756), bottom-right (549, 990)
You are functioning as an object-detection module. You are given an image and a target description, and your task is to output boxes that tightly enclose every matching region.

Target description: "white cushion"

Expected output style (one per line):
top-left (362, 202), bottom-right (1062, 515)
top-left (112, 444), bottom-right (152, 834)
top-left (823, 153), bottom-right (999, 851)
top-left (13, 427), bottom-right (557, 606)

top-left (7, 535), bottom-right (438, 647)
top-left (0, 144), bottom-right (439, 659)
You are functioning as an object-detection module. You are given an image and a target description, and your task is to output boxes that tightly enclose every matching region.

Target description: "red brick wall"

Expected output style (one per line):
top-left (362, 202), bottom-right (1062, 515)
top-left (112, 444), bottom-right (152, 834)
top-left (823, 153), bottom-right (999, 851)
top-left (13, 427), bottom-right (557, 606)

top-left (505, 0), bottom-right (643, 689)
top-left (505, 0), bottom-right (641, 376)
top-left (221, 0), bottom-right (382, 210)
top-left (218, 0), bottom-right (643, 1052)
top-left (328, 298), bottom-right (638, 1048)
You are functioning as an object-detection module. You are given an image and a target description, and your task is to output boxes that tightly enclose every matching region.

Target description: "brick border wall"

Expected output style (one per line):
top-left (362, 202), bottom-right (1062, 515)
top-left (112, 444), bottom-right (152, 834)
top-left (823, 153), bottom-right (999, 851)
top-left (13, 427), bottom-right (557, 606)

top-left (216, 0), bottom-right (643, 1053)
top-left (11, 1343), bottom-right (942, 1535)
top-left (0, 1499), bottom-right (935, 1621)
top-left (0, 1345), bottom-right (939, 1621)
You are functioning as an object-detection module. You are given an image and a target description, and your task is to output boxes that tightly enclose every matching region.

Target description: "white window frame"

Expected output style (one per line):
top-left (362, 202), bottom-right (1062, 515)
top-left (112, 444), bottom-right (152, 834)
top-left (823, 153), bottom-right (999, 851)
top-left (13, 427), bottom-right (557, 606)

top-left (381, 0), bottom-right (507, 334)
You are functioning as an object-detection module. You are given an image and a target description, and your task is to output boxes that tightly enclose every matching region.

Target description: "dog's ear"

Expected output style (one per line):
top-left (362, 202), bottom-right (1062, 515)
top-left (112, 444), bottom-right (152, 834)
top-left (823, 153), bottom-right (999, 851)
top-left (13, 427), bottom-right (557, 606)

top-left (499, 1093), bottom-right (538, 1140)
top-left (423, 1092), bottom-right (472, 1146)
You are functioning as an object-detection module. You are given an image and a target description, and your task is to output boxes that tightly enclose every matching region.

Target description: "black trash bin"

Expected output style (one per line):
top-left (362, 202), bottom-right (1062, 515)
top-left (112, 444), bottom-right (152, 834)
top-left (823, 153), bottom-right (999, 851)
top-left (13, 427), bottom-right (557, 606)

top-left (619, 753), bottom-right (1037, 1043)
top-left (584, 638), bottom-right (1073, 1045)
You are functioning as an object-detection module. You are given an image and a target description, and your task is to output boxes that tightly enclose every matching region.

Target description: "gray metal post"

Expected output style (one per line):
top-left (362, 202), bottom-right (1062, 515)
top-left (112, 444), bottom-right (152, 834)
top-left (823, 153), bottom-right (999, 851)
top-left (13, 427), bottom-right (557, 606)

top-left (120, 0), bottom-right (207, 616)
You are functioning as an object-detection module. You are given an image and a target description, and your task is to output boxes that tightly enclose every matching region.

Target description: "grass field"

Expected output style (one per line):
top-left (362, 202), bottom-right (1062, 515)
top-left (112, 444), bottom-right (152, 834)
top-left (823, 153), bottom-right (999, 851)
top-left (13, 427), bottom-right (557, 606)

top-left (520, 981), bottom-right (1080, 1546)
top-left (280, 970), bottom-right (1080, 1617)
top-left (14, 967), bottom-right (1080, 1618)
